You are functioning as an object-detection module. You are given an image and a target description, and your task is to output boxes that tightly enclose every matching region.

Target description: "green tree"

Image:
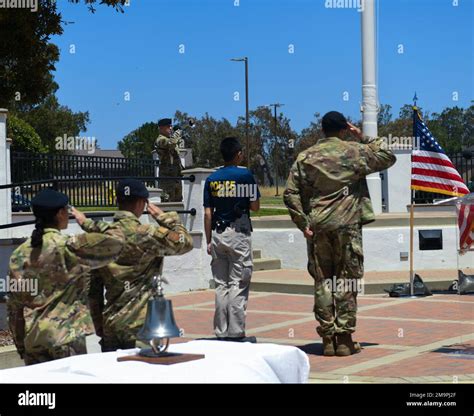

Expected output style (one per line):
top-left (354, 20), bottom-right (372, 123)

top-left (174, 111), bottom-right (237, 168)
top-left (7, 115), bottom-right (46, 154)
top-left (297, 112), bottom-right (324, 154)
top-left (118, 122), bottom-right (160, 159)
top-left (428, 105), bottom-right (474, 153)
top-left (0, 0), bottom-right (127, 108)
top-left (234, 107), bottom-right (297, 185)
top-left (15, 95), bottom-right (90, 153)
top-left (118, 111), bottom-right (238, 166)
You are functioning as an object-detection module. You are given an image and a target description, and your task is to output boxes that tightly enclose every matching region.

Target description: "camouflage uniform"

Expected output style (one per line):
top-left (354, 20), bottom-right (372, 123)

top-left (156, 133), bottom-right (183, 202)
top-left (284, 136), bottom-right (396, 337)
top-left (83, 210), bottom-right (193, 351)
top-left (7, 228), bottom-right (124, 365)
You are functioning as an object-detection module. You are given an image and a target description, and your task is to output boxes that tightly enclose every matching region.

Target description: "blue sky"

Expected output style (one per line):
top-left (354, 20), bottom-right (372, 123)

top-left (52, 0), bottom-right (473, 149)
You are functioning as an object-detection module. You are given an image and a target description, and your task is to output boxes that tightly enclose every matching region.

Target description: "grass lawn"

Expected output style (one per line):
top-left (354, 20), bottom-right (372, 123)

top-left (79, 206), bottom-right (118, 212)
top-left (258, 186), bottom-right (286, 207)
top-left (79, 206), bottom-right (288, 217)
top-left (260, 196), bottom-right (285, 206)
top-left (251, 207), bottom-right (288, 217)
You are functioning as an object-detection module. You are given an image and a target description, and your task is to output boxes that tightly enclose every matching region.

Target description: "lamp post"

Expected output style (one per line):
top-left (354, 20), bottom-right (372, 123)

top-left (267, 103), bottom-right (284, 196)
top-left (231, 57), bottom-right (250, 168)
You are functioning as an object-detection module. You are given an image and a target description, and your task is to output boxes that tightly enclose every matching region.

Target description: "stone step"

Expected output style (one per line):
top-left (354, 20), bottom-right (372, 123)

top-left (253, 258), bottom-right (282, 272)
top-left (250, 269), bottom-right (465, 295)
top-left (252, 249), bottom-right (262, 259)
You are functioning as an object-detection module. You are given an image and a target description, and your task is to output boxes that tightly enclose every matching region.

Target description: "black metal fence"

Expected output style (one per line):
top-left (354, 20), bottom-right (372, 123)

top-left (10, 152), bottom-right (159, 208)
top-left (413, 152), bottom-right (474, 203)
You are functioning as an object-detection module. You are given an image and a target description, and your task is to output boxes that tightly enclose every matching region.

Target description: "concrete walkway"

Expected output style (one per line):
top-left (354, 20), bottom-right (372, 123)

top-left (250, 268), bottom-right (465, 295)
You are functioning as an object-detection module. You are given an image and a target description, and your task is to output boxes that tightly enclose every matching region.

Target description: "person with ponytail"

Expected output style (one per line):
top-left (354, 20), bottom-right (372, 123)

top-left (7, 189), bottom-right (125, 365)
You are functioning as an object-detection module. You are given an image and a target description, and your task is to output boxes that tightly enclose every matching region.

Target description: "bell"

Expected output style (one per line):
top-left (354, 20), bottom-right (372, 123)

top-left (137, 275), bottom-right (181, 357)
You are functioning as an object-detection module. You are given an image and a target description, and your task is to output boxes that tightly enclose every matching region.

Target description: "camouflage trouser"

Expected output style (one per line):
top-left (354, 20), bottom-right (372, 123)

top-left (307, 224), bottom-right (364, 338)
top-left (159, 167), bottom-right (182, 202)
top-left (23, 337), bottom-right (87, 366)
top-left (100, 328), bottom-right (136, 352)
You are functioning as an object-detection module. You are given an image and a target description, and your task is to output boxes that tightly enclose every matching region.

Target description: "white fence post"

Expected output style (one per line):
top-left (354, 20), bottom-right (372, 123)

top-left (0, 109), bottom-right (11, 238)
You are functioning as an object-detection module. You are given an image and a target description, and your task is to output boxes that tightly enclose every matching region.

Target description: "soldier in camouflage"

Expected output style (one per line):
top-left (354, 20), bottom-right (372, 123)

top-left (283, 111), bottom-right (396, 357)
top-left (155, 118), bottom-right (184, 202)
top-left (83, 179), bottom-right (193, 352)
top-left (7, 189), bottom-right (125, 365)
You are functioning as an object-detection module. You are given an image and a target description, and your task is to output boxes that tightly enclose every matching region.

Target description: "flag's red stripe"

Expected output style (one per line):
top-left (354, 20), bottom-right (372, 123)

top-left (459, 206), bottom-right (474, 248)
top-left (412, 155), bottom-right (456, 169)
top-left (411, 167), bottom-right (465, 182)
top-left (411, 179), bottom-right (469, 195)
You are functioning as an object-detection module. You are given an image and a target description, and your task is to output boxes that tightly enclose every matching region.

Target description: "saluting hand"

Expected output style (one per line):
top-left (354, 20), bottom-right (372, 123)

top-left (347, 122), bottom-right (363, 140)
top-left (303, 227), bottom-right (314, 240)
top-left (71, 206), bottom-right (87, 226)
top-left (147, 201), bottom-right (164, 217)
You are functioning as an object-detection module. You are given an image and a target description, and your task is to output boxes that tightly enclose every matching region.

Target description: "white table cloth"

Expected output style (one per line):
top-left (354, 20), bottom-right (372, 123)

top-left (0, 340), bottom-right (310, 383)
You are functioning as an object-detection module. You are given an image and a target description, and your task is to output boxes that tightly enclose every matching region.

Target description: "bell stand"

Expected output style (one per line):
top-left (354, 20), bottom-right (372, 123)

top-left (117, 274), bottom-right (205, 365)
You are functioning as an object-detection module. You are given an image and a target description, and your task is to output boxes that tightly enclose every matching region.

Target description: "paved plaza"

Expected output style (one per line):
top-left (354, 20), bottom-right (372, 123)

top-left (166, 288), bottom-right (474, 383)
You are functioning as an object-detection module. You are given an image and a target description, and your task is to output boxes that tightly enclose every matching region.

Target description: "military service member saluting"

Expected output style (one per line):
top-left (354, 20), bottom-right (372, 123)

top-left (155, 118), bottom-right (184, 202)
top-left (82, 179), bottom-right (193, 352)
top-left (7, 189), bottom-right (125, 365)
top-left (284, 111), bottom-right (396, 357)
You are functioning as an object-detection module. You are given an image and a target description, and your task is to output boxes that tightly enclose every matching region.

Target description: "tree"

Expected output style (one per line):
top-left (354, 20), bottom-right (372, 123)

top-left (0, 0), bottom-right (127, 108)
top-left (7, 115), bottom-right (46, 154)
top-left (378, 104), bottom-right (393, 126)
top-left (179, 112), bottom-right (237, 169)
top-left (233, 107), bottom-right (297, 185)
top-left (117, 111), bottom-right (238, 166)
top-left (297, 113), bottom-right (324, 155)
top-left (118, 122), bottom-right (161, 159)
top-left (428, 106), bottom-right (474, 153)
top-left (15, 95), bottom-right (90, 153)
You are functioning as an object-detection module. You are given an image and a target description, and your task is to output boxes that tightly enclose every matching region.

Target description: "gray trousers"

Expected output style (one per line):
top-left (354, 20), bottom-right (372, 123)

top-left (211, 223), bottom-right (253, 338)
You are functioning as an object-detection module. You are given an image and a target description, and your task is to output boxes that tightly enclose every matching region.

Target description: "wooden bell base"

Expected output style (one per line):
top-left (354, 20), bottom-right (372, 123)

top-left (117, 352), bottom-right (205, 365)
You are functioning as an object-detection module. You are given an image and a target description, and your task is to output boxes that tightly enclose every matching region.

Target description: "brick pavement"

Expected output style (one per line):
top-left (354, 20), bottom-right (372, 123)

top-left (167, 290), bottom-right (474, 383)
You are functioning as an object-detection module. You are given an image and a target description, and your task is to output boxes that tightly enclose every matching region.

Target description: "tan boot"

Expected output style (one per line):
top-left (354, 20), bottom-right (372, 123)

top-left (322, 336), bottom-right (336, 356)
top-left (336, 333), bottom-right (361, 356)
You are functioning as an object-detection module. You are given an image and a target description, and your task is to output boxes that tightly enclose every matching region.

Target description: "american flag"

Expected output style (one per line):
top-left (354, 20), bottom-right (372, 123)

top-left (411, 109), bottom-right (470, 197)
top-left (458, 195), bottom-right (474, 253)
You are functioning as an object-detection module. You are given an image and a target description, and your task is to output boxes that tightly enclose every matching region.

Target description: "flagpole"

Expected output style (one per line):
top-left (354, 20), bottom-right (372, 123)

top-left (409, 198), bottom-right (415, 296)
top-left (410, 94), bottom-right (418, 297)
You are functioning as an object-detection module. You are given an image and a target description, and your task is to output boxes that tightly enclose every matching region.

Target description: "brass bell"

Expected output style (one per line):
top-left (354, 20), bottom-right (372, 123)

top-left (137, 275), bottom-right (181, 357)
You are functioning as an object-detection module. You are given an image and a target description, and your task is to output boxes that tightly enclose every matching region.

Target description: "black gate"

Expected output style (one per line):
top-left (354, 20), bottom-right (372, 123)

top-left (10, 152), bottom-right (159, 208)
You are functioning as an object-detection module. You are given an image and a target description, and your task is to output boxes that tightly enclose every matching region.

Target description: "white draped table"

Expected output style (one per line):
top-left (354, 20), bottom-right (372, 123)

top-left (0, 340), bottom-right (310, 384)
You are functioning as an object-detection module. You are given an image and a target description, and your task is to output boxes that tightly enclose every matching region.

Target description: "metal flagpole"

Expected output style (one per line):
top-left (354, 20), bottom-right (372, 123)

top-left (410, 93), bottom-right (418, 297)
top-left (361, 0), bottom-right (382, 213)
top-left (410, 92), bottom-right (419, 296)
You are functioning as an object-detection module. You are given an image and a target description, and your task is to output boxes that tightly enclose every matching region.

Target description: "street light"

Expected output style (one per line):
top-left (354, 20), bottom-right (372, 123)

top-left (267, 103), bottom-right (284, 196)
top-left (230, 57), bottom-right (249, 168)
